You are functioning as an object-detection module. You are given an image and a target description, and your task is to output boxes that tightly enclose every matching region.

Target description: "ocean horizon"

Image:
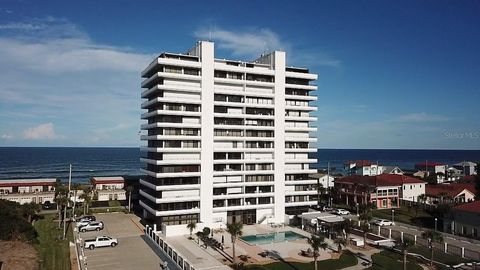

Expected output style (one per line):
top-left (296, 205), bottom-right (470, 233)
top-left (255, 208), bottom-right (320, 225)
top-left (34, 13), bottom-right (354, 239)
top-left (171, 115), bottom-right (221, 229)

top-left (0, 147), bottom-right (479, 183)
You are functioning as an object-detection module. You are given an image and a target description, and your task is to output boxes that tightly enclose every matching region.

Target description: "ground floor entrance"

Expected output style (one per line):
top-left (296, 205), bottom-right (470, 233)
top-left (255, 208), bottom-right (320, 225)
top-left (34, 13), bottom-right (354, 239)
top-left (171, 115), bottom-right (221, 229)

top-left (227, 210), bottom-right (256, 224)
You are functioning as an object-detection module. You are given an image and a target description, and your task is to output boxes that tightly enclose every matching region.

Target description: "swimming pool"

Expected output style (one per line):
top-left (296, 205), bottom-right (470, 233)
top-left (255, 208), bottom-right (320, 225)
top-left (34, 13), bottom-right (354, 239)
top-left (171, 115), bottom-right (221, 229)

top-left (240, 231), bottom-right (305, 245)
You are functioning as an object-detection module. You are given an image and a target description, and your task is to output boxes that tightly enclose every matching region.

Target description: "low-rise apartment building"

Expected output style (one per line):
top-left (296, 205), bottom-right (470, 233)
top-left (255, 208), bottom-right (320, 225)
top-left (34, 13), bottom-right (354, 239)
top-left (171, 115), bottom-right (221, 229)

top-left (90, 176), bottom-right (126, 201)
top-left (444, 200), bottom-right (480, 237)
top-left (335, 174), bottom-right (426, 209)
top-left (0, 178), bottom-right (56, 205)
top-left (425, 183), bottom-right (476, 204)
top-left (344, 160), bottom-right (384, 176)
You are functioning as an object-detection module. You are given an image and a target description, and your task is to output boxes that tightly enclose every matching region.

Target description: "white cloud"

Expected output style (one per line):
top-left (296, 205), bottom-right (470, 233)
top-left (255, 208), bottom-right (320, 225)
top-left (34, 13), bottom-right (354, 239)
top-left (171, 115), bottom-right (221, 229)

top-left (397, 112), bottom-right (451, 122)
top-left (0, 17), bottom-right (150, 146)
top-left (194, 26), bottom-right (341, 68)
top-left (195, 27), bottom-right (283, 58)
top-left (1, 134), bottom-right (13, 140)
top-left (22, 123), bottom-right (62, 140)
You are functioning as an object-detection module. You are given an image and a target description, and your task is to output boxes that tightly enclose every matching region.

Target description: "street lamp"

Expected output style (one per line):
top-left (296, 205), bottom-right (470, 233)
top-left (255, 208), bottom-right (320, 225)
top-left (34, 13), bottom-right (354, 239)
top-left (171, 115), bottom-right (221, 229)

top-left (435, 218), bottom-right (438, 231)
top-left (392, 209), bottom-right (395, 225)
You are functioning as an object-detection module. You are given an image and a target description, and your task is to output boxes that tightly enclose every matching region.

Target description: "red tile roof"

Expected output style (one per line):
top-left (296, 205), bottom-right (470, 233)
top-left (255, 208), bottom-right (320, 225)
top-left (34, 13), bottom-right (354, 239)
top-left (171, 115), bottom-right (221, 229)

top-left (0, 181), bottom-right (56, 188)
top-left (425, 184), bottom-right (476, 198)
top-left (415, 161), bottom-right (446, 167)
top-left (336, 174), bottom-right (425, 187)
top-left (90, 177), bottom-right (124, 185)
top-left (454, 200), bottom-right (480, 214)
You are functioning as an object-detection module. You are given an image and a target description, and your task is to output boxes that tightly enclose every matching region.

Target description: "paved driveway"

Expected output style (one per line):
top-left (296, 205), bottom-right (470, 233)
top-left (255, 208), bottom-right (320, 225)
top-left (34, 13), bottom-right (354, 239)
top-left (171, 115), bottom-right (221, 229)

top-left (78, 212), bottom-right (163, 270)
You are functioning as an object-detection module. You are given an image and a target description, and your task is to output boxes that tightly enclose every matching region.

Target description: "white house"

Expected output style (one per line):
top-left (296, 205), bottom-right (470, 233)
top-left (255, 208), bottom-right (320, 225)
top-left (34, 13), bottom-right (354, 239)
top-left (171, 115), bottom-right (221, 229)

top-left (344, 160), bottom-right (384, 176)
top-left (453, 161), bottom-right (477, 176)
top-left (0, 178), bottom-right (56, 205)
top-left (310, 173), bottom-right (335, 188)
top-left (90, 177), bottom-right (126, 201)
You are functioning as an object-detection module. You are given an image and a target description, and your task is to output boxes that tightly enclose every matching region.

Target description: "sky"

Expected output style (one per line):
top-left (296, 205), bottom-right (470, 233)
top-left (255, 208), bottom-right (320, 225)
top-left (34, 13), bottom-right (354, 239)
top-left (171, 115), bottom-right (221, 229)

top-left (0, 0), bottom-right (479, 149)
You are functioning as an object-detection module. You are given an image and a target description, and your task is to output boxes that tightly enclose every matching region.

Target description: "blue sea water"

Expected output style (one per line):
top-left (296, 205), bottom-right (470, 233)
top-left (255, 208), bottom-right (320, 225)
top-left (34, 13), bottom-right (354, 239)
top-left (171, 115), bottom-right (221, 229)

top-left (0, 147), bottom-right (479, 183)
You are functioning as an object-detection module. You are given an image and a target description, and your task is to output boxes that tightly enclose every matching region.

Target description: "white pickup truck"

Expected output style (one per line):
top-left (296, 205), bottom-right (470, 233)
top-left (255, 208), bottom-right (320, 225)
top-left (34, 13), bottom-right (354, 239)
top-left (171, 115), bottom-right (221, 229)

top-left (84, 236), bottom-right (118, 250)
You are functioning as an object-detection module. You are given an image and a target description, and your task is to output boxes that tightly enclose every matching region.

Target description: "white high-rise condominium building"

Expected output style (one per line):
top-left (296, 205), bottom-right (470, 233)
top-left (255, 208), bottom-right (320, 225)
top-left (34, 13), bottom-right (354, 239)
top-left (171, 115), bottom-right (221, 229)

top-left (140, 41), bottom-right (318, 234)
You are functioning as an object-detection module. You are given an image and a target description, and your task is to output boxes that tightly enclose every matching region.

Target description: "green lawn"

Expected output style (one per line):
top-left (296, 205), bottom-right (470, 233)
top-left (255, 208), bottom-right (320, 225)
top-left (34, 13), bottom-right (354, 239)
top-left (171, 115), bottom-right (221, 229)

top-left (407, 246), bottom-right (472, 265)
top-left (34, 214), bottom-right (73, 270)
top-left (245, 251), bottom-right (357, 270)
top-left (372, 206), bottom-right (432, 226)
top-left (368, 250), bottom-right (422, 270)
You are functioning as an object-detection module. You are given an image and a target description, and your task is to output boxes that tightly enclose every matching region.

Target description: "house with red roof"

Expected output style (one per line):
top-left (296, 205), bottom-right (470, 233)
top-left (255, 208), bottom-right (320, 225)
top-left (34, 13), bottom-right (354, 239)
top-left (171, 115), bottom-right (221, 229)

top-left (0, 178), bottom-right (57, 205)
top-left (425, 183), bottom-right (476, 204)
top-left (444, 200), bottom-right (480, 237)
top-left (90, 176), bottom-right (126, 201)
top-left (335, 174), bottom-right (426, 209)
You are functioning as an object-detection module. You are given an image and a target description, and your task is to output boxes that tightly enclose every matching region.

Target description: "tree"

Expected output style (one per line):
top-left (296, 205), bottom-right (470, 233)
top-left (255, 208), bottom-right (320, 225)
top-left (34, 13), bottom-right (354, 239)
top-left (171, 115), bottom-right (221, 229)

top-left (195, 231), bottom-right (204, 246)
top-left (438, 192), bottom-right (449, 204)
top-left (0, 199), bottom-right (37, 241)
top-left (360, 222), bottom-right (370, 248)
top-left (421, 230), bottom-right (444, 267)
top-left (339, 219), bottom-right (353, 245)
top-left (54, 184), bottom-right (69, 230)
top-left (126, 185), bottom-right (134, 213)
top-left (227, 222), bottom-right (243, 265)
top-left (417, 194), bottom-right (427, 209)
top-left (398, 239), bottom-right (414, 270)
top-left (21, 202), bottom-right (40, 224)
top-left (71, 183), bottom-right (82, 218)
top-left (359, 205), bottom-right (373, 247)
top-left (307, 235), bottom-right (328, 270)
top-left (187, 222), bottom-right (196, 237)
top-left (333, 237), bottom-right (347, 253)
top-left (79, 186), bottom-right (93, 215)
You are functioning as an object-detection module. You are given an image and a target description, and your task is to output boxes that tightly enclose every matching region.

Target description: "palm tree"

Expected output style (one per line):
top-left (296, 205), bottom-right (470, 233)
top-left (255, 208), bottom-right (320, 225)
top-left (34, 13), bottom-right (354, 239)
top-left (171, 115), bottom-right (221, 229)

top-left (187, 222), bottom-right (196, 238)
top-left (71, 183), bottom-right (81, 218)
top-left (126, 185), bottom-right (134, 213)
top-left (417, 194), bottom-right (427, 209)
top-left (21, 202), bottom-right (41, 223)
top-left (421, 230), bottom-right (444, 267)
top-left (399, 239), bottom-right (414, 270)
top-left (54, 184), bottom-right (69, 229)
top-left (307, 235), bottom-right (328, 270)
top-left (333, 237), bottom-right (347, 253)
top-left (227, 222), bottom-right (243, 265)
top-left (360, 222), bottom-right (370, 248)
top-left (79, 186), bottom-right (93, 215)
top-left (339, 219), bottom-right (353, 244)
top-left (359, 205), bottom-right (373, 247)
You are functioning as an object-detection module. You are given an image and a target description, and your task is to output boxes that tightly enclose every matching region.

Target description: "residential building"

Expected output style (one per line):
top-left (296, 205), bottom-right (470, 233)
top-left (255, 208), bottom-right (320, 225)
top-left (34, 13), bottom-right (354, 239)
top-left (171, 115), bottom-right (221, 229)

top-left (310, 173), bottom-right (335, 188)
top-left (90, 176), bottom-right (126, 201)
top-left (414, 161), bottom-right (448, 183)
top-left (425, 183), bottom-right (476, 204)
top-left (453, 161), bottom-right (477, 176)
top-left (444, 200), bottom-right (480, 237)
top-left (382, 166), bottom-right (404, 175)
top-left (0, 178), bottom-right (56, 205)
top-left (334, 174), bottom-right (426, 209)
top-left (139, 41), bottom-right (318, 234)
top-left (344, 160), bottom-right (384, 176)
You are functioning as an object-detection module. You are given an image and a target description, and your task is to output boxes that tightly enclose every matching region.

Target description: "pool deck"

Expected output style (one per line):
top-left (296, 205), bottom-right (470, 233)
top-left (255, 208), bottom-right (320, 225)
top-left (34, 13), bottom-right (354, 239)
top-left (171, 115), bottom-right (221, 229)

top-left (190, 224), bottom-right (332, 265)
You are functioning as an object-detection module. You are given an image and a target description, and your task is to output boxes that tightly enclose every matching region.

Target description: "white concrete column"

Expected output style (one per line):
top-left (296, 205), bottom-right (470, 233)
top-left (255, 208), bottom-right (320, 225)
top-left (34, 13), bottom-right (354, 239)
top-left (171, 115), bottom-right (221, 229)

top-left (272, 51), bottom-right (286, 224)
top-left (444, 242), bottom-right (447, 253)
top-left (389, 229), bottom-right (392, 239)
top-left (414, 235), bottom-right (417, 244)
top-left (377, 226), bottom-right (381, 235)
top-left (401, 231), bottom-right (404, 242)
top-left (199, 41), bottom-right (214, 225)
top-left (461, 247), bottom-right (465, 258)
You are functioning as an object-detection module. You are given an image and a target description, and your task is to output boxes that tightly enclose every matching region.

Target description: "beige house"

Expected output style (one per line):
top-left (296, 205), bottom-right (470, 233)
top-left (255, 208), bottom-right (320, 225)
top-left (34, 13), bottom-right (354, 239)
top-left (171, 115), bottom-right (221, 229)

top-left (90, 176), bottom-right (126, 201)
top-left (0, 178), bottom-right (56, 205)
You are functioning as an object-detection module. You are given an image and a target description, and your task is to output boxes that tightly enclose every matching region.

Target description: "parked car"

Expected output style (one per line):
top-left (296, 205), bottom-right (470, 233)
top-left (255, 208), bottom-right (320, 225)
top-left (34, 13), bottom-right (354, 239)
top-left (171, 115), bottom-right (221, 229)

top-left (76, 219), bottom-right (91, 228)
top-left (79, 221), bottom-right (104, 232)
top-left (84, 236), bottom-right (118, 250)
top-left (42, 201), bottom-right (52, 210)
top-left (371, 219), bottom-right (393, 226)
top-left (76, 215), bottom-right (96, 222)
top-left (332, 209), bottom-right (350, 215)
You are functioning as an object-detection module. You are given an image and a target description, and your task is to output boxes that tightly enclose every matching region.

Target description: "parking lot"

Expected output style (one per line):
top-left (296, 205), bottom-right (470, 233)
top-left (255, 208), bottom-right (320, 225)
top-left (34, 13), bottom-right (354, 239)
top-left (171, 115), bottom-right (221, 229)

top-left (78, 212), bottom-right (163, 270)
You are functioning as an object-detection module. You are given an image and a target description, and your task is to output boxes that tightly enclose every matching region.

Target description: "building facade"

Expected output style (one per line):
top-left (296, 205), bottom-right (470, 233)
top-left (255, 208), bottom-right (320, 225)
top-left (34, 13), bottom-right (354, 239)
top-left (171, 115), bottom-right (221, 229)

top-left (335, 174), bottom-right (425, 209)
top-left (444, 200), bottom-right (480, 238)
top-left (90, 176), bottom-right (127, 202)
top-left (0, 178), bottom-right (56, 205)
top-left (344, 160), bottom-right (384, 176)
top-left (139, 41), bottom-right (318, 231)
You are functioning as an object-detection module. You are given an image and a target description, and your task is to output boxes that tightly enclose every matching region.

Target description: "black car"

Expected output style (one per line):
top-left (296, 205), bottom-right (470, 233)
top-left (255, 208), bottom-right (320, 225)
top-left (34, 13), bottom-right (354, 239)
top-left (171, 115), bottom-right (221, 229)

top-left (42, 201), bottom-right (52, 209)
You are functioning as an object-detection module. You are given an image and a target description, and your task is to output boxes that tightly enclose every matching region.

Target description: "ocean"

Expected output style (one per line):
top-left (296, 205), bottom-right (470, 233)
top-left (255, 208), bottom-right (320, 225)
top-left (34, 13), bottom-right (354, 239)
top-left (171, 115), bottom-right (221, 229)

top-left (0, 147), bottom-right (479, 183)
